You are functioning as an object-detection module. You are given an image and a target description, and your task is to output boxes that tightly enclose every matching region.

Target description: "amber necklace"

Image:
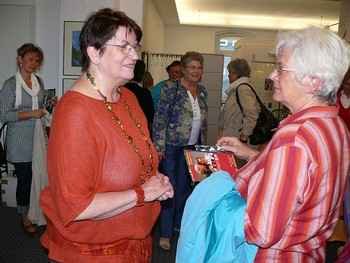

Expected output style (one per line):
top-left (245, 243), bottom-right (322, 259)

top-left (86, 71), bottom-right (153, 184)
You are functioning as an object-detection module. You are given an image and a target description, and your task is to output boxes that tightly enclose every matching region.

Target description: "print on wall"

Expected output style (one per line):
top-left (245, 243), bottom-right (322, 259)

top-left (63, 21), bottom-right (84, 76)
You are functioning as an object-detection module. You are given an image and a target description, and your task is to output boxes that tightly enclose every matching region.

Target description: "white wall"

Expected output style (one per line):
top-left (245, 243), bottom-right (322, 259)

top-left (142, 0), bottom-right (165, 53)
top-left (0, 0), bottom-right (60, 91)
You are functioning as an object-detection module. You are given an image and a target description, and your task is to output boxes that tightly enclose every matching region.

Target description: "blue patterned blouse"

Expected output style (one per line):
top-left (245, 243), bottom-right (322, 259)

top-left (152, 79), bottom-right (208, 152)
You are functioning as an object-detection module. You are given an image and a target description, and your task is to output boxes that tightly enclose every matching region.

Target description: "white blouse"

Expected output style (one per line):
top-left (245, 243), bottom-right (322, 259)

top-left (187, 91), bottom-right (201, 145)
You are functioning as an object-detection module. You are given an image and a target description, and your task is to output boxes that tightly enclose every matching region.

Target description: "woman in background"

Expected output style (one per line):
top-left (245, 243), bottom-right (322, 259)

top-left (218, 59), bottom-right (260, 145)
top-left (152, 51), bottom-right (208, 250)
top-left (0, 43), bottom-right (52, 237)
top-left (40, 8), bottom-right (173, 262)
top-left (143, 70), bottom-right (154, 92)
top-left (337, 66), bottom-right (350, 131)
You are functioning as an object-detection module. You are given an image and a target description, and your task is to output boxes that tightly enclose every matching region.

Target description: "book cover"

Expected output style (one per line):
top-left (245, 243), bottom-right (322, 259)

top-left (42, 89), bottom-right (56, 114)
top-left (184, 149), bottom-right (237, 182)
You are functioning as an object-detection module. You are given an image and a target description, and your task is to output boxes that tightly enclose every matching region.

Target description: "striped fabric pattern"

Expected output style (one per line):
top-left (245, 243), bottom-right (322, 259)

top-left (234, 105), bottom-right (350, 262)
top-left (0, 76), bottom-right (45, 162)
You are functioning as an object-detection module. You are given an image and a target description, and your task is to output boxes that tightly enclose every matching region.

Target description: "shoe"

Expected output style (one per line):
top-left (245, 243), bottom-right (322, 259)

top-left (21, 222), bottom-right (39, 237)
top-left (159, 237), bottom-right (170, 250)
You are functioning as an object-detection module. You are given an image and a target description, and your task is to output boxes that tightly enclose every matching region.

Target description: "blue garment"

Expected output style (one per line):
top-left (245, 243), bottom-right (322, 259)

top-left (152, 79), bottom-right (208, 152)
top-left (158, 144), bottom-right (196, 237)
top-left (176, 170), bottom-right (258, 263)
top-left (151, 79), bottom-right (166, 112)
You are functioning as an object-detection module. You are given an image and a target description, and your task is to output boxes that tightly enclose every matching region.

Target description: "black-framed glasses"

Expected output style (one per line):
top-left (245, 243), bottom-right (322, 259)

top-left (105, 42), bottom-right (142, 54)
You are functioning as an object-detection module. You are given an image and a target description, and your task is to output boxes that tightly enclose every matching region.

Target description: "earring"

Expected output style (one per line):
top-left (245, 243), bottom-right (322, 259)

top-left (19, 63), bottom-right (22, 67)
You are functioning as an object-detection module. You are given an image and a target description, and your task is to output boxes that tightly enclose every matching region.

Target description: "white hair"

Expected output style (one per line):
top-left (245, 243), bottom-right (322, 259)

top-left (276, 25), bottom-right (350, 104)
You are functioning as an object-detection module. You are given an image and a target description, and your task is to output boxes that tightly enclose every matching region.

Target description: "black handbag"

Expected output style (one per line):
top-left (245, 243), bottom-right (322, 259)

top-left (236, 83), bottom-right (278, 145)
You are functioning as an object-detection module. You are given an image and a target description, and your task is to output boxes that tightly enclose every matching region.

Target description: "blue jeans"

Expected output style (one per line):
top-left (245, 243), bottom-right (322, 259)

top-left (13, 162), bottom-right (32, 214)
top-left (159, 144), bottom-right (196, 238)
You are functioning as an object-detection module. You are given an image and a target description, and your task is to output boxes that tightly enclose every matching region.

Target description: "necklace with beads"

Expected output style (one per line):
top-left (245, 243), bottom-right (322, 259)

top-left (86, 71), bottom-right (153, 184)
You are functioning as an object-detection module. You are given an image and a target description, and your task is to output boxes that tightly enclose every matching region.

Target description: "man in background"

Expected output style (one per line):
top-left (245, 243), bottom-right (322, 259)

top-left (151, 60), bottom-right (182, 111)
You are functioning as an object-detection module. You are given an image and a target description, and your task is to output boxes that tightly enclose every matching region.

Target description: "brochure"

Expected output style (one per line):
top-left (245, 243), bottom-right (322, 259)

top-left (184, 147), bottom-right (237, 183)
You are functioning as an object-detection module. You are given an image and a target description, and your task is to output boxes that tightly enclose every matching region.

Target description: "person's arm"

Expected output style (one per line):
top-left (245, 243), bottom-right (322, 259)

top-left (217, 136), bottom-right (259, 161)
top-left (152, 80), bottom-right (177, 152)
top-left (75, 172), bottom-right (173, 221)
top-left (48, 98), bottom-right (173, 226)
top-left (0, 78), bottom-right (47, 123)
top-left (240, 145), bottom-right (308, 247)
top-left (18, 109), bottom-right (47, 120)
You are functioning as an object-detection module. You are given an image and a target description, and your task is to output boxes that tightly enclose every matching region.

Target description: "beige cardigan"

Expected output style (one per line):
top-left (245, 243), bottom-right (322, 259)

top-left (219, 79), bottom-right (260, 139)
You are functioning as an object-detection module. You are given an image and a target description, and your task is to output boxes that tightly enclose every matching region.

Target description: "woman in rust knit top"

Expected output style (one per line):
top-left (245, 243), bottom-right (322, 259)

top-left (40, 8), bottom-right (173, 262)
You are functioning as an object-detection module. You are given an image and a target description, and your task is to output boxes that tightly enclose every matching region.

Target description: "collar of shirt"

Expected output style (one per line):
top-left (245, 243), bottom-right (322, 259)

top-left (225, 77), bottom-right (251, 96)
top-left (280, 105), bottom-right (339, 128)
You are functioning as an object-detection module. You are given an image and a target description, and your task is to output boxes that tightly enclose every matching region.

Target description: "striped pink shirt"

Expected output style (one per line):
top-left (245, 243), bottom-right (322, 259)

top-left (234, 105), bottom-right (350, 262)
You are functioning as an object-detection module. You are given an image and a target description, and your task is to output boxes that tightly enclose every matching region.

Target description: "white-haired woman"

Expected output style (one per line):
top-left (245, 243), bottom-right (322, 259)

top-left (217, 25), bottom-right (350, 261)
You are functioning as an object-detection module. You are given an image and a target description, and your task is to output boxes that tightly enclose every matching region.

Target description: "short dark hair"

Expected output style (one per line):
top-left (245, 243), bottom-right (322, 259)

top-left (132, 60), bottom-right (146, 83)
top-left (227, 59), bottom-right (251, 78)
top-left (17, 43), bottom-right (44, 68)
top-left (166, 60), bottom-right (181, 73)
top-left (80, 8), bottom-right (142, 71)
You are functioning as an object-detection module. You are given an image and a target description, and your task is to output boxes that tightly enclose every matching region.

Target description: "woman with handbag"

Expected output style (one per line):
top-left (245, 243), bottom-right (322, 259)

top-left (218, 59), bottom-right (260, 146)
top-left (152, 51), bottom-right (208, 250)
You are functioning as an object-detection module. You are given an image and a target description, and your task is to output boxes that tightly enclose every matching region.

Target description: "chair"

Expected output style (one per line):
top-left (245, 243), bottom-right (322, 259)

top-left (0, 122), bottom-right (8, 177)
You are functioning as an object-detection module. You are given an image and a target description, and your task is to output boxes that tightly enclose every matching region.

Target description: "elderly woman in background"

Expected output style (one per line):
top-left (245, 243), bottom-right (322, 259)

top-left (218, 59), bottom-right (260, 145)
top-left (152, 51), bottom-right (208, 250)
top-left (40, 8), bottom-right (173, 262)
top-left (217, 25), bottom-right (350, 261)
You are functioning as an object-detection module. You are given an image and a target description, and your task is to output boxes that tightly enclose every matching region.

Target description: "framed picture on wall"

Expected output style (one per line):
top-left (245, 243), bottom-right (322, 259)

top-left (62, 78), bottom-right (77, 94)
top-left (63, 21), bottom-right (84, 76)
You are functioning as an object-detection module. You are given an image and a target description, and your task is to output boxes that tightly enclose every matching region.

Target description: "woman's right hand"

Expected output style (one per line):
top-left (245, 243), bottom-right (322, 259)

top-left (142, 172), bottom-right (174, 202)
top-left (32, 109), bottom-right (47, 119)
top-left (216, 136), bottom-right (259, 161)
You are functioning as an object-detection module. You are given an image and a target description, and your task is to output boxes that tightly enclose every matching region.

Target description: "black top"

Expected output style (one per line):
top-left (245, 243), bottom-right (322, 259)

top-left (124, 82), bottom-right (155, 131)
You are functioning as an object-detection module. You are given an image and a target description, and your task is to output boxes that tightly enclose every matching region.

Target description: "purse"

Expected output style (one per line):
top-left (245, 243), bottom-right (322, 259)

top-left (236, 83), bottom-right (278, 145)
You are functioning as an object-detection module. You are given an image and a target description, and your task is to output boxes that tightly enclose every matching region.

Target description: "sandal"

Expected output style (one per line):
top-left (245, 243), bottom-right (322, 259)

top-left (159, 237), bottom-right (170, 250)
top-left (21, 222), bottom-right (39, 237)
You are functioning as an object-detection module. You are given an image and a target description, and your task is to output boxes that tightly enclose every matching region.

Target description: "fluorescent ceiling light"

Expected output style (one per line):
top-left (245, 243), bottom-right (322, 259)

top-left (175, 0), bottom-right (339, 31)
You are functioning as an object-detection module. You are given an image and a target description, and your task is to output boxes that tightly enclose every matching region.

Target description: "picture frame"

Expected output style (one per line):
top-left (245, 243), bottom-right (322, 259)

top-left (62, 78), bottom-right (77, 94)
top-left (63, 21), bottom-right (84, 76)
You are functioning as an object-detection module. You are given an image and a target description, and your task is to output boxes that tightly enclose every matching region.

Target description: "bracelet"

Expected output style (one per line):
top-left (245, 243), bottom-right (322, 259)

top-left (133, 186), bottom-right (145, 207)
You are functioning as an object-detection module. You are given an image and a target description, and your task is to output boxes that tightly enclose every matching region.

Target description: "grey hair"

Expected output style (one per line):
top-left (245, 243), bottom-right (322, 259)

top-left (276, 25), bottom-right (350, 105)
top-left (227, 59), bottom-right (251, 78)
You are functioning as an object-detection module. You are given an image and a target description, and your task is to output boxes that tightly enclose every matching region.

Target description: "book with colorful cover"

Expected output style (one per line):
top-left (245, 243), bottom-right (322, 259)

top-left (184, 147), bottom-right (237, 183)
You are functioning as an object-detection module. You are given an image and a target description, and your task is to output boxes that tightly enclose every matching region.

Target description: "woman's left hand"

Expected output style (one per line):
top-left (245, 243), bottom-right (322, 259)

top-left (50, 96), bottom-right (58, 107)
top-left (142, 172), bottom-right (174, 202)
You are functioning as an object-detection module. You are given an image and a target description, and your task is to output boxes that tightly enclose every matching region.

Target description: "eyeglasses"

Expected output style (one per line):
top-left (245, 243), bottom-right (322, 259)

top-left (276, 63), bottom-right (304, 76)
top-left (105, 42), bottom-right (142, 54)
top-left (186, 65), bottom-right (203, 71)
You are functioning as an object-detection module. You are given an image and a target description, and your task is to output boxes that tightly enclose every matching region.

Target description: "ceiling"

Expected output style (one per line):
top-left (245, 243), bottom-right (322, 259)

top-left (152, 0), bottom-right (342, 31)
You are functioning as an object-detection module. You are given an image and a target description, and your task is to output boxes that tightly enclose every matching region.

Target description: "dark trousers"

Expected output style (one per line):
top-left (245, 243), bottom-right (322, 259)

top-left (159, 144), bottom-right (195, 238)
top-left (13, 162), bottom-right (32, 208)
